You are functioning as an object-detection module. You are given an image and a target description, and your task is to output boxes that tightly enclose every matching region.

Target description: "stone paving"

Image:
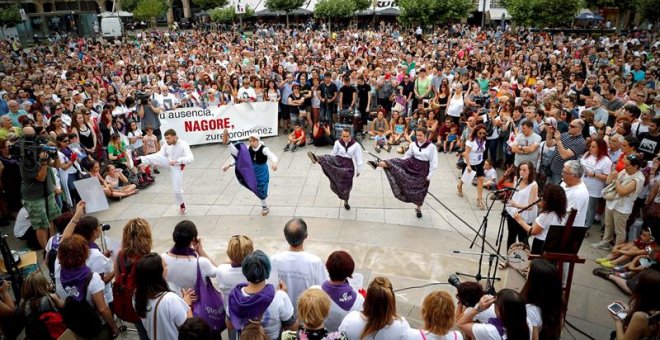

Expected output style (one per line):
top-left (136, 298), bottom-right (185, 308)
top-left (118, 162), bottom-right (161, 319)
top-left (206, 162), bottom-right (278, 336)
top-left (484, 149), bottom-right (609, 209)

top-left (82, 134), bottom-right (625, 339)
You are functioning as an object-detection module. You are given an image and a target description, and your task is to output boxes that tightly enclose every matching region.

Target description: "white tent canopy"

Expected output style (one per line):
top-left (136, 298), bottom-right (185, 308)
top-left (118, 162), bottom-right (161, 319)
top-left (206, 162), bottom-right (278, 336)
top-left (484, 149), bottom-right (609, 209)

top-left (230, 0), bottom-right (400, 16)
top-left (98, 11), bottom-right (133, 17)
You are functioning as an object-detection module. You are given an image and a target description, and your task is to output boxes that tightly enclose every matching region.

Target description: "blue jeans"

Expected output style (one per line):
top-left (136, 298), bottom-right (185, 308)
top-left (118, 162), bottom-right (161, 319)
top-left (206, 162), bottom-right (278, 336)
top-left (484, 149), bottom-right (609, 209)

top-left (585, 196), bottom-right (600, 229)
top-left (486, 139), bottom-right (499, 164)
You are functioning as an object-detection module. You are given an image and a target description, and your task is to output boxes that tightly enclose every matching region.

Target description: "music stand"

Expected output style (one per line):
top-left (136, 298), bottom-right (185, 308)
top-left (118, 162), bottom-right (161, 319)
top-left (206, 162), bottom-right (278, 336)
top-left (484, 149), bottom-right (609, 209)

top-left (530, 209), bottom-right (585, 319)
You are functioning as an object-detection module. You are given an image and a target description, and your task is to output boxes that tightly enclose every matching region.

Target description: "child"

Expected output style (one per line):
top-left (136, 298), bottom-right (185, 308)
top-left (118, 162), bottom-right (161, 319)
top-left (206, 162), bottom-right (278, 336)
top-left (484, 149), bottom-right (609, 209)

top-left (142, 126), bottom-right (160, 173)
top-left (481, 159), bottom-right (498, 189)
top-left (374, 128), bottom-right (390, 152)
top-left (445, 125), bottom-right (459, 153)
top-left (596, 226), bottom-right (655, 269)
top-left (127, 120), bottom-right (144, 157)
top-left (284, 122), bottom-right (306, 152)
top-left (609, 248), bottom-right (658, 279)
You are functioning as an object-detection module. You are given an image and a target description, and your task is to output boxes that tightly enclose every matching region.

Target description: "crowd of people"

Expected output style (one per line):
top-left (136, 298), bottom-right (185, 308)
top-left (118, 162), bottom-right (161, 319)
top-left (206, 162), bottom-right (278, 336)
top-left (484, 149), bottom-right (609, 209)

top-left (0, 20), bottom-right (659, 339)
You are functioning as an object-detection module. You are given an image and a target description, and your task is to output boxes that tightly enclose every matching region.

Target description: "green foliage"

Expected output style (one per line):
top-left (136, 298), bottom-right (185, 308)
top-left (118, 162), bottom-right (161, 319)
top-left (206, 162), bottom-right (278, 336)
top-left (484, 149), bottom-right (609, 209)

top-left (193, 0), bottom-right (228, 10)
top-left (264, 0), bottom-right (305, 13)
top-left (0, 5), bottom-right (22, 27)
top-left (504, 0), bottom-right (584, 28)
top-left (583, 0), bottom-right (637, 10)
top-left (637, 0), bottom-right (660, 22)
top-left (398, 0), bottom-right (473, 26)
top-left (314, 0), bottom-right (355, 19)
top-left (133, 0), bottom-right (167, 24)
top-left (209, 5), bottom-right (253, 22)
top-left (353, 0), bottom-right (371, 12)
top-left (121, 0), bottom-right (140, 12)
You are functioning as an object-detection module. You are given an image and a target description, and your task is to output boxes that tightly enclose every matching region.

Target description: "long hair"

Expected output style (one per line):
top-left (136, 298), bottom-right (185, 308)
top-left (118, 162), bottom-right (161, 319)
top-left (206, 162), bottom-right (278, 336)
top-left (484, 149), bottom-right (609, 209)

top-left (517, 160), bottom-right (536, 184)
top-left (469, 124), bottom-right (487, 142)
top-left (360, 276), bottom-right (398, 340)
top-left (496, 289), bottom-right (530, 340)
top-left (584, 138), bottom-right (609, 161)
top-left (624, 269), bottom-right (660, 328)
top-left (121, 218), bottom-right (153, 259)
top-left (540, 183), bottom-right (567, 221)
top-left (134, 253), bottom-right (170, 318)
top-left (21, 272), bottom-right (53, 315)
top-left (521, 259), bottom-right (563, 340)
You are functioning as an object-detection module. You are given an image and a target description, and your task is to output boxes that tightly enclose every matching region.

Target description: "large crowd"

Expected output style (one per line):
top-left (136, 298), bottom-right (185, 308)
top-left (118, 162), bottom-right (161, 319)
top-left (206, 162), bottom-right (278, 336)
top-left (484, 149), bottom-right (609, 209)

top-left (0, 22), bottom-right (659, 339)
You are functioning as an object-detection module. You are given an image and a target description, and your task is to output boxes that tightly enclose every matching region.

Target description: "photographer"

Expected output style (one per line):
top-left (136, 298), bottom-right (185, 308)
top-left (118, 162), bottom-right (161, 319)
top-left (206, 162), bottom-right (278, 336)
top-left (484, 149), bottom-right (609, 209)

top-left (19, 126), bottom-right (61, 250)
top-left (311, 120), bottom-right (334, 147)
top-left (137, 93), bottom-right (163, 141)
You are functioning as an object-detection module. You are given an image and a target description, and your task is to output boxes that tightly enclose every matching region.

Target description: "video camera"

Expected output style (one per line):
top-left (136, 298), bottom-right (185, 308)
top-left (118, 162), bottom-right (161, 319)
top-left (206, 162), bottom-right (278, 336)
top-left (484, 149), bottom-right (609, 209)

top-left (9, 135), bottom-right (58, 162)
top-left (135, 91), bottom-right (150, 106)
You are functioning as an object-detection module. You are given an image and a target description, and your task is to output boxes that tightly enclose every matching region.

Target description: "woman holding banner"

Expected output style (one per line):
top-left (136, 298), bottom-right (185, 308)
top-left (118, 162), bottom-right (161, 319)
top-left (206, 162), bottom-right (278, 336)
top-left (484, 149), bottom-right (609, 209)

top-left (222, 129), bottom-right (279, 216)
top-left (307, 128), bottom-right (363, 210)
top-left (366, 127), bottom-right (438, 218)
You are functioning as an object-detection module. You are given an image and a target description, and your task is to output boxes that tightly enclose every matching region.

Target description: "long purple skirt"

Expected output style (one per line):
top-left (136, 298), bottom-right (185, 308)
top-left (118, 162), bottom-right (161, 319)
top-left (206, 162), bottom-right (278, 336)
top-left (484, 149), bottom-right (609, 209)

top-left (384, 157), bottom-right (430, 206)
top-left (318, 155), bottom-right (354, 201)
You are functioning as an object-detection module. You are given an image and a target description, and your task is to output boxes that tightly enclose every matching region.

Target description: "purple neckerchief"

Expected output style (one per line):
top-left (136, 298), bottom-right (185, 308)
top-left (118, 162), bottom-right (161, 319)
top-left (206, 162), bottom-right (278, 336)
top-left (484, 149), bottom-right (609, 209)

top-left (169, 247), bottom-right (197, 256)
top-left (230, 263), bottom-right (241, 268)
top-left (89, 241), bottom-right (100, 250)
top-left (228, 283), bottom-right (275, 330)
top-left (487, 317), bottom-right (506, 337)
top-left (321, 281), bottom-right (357, 311)
top-left (416, 140), bottom-right (431, 152)
top-left (232, 142), bottom-right (260, 198)
top-left (60, 266), bottom-right (92, 302)
top-left (339, 139), bottom-right (356, 152)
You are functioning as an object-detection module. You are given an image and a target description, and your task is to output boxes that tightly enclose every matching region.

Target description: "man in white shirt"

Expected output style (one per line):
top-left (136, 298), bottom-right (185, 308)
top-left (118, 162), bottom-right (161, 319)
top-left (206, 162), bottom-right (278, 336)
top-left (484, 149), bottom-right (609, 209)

top-left (272, 218), bottom-right (328, 313)
top-left (237, 76), bottom-right (256, 103)
top-left (561, 160), bottom-right (590, 228)
top-left (159, 86), bottom-right (180, 110)
top-left (138, 129), bottom-right (194, 215)
top-left (13, 207), bottom-right (41, 250)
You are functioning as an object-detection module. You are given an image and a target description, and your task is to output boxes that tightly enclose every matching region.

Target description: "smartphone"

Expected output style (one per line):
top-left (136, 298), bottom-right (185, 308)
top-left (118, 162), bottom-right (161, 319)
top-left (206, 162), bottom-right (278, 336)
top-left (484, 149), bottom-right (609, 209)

top-left (608, 302), bottom-right (627, 320)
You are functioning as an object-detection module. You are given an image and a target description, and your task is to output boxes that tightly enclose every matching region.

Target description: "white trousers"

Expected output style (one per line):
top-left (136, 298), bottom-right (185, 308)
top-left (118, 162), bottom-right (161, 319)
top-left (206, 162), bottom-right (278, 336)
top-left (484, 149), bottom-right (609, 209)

top-left (140, 154), bottom-right (185, 205)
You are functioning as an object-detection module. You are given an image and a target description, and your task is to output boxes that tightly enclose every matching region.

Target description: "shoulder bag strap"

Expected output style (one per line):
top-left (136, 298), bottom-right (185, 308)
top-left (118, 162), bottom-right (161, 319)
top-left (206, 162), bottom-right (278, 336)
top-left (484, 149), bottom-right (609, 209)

top-left (419, 329), bottom-right (427, 340)
top-left (152, 292), bottom-right (167, 340)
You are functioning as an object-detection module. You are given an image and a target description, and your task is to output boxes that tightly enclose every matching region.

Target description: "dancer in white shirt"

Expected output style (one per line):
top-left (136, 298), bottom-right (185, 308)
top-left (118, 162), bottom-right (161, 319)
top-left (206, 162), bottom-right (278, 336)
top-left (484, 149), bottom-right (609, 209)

top-left (138, 129), bottom-right (194, 215)
top-left (307, 128), bottom-right (363, 210)
top-left (367, 126), bottom-right (438, 218)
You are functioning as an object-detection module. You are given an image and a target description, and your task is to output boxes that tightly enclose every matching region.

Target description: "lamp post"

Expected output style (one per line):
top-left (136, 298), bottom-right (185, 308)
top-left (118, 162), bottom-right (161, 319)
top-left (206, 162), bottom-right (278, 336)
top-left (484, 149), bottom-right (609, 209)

top-left (501, 12), bottom-right (505, 31)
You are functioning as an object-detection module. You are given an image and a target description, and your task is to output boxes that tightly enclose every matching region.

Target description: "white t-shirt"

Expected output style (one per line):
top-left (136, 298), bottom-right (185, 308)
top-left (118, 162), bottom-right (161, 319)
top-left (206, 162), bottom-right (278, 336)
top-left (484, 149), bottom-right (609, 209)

top-left (215, 263), bottom-right (279, 299)
top-left (484, 168), bottom-right (498, 182)
top-left (605, 170), bottom-right (646, 214)
top-left (580, 155), bottom-right (612, 198)
top-left (339, 311), bottom-right (410, 340)
top-left (163, 253), bottom-right (217, 290)
top-left (271, 251), bottom-right (328, 312)
top-left (526, 303), bottom-right (542, 331)
top-left (561, 182), bottom-right (590, 228)
top-left (227, 288), bottom-right (294, 340)
top-left (471, 319), bottom-right (533, 340)
top-left (140, 292), bottom-right (190, 340)
top-left (534, 212), bottom-right (563, 241)
top-left (403, 329), bottom-right (464, 340)
top-left (466, 139), bottom-right (486, 165)
top-left (55, 248), bottom-right (113, 303)
top-left (324, 289), bottom-right (365, 333)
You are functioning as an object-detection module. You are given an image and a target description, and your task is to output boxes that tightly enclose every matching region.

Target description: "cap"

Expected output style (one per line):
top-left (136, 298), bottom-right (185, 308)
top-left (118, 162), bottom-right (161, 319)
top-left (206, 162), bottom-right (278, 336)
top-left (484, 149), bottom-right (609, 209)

top-left (71, 90), bottom-right (80, 96)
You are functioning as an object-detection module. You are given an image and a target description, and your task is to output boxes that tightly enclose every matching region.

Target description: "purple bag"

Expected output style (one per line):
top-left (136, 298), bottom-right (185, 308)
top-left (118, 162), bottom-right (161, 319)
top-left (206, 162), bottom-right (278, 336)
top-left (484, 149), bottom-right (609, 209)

top-left (192, 258), bottom-right (227, 333)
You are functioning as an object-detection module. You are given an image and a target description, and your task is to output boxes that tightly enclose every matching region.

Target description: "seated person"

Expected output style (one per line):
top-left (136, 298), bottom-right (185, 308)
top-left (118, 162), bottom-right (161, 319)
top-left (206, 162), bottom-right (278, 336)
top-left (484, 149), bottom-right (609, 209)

top-left (388, 115), bottom-right (408, 145)
top-left (444, 124), bottom-right (460, 153)
top-left (368, 109), bottom-right (390, 137)
top-left (311, 120), bottom-right (334, 147)
top-left (437, 118), bottom-right (454, 150)
top-left (88, 160), bottom-right (137, 199)
top-left (609, 249), bottom-right (659, 279)
top-left (480, 159), bottom-right (498, 190)
top-left (374, 128), bottom-right (390, 153)
top-left (107, 133), bottom-right (134, 171)
top-left (284, 122), bottom-right (306, 152)
top-left (13, 207), bottom-right (41, 250)
top-left (596, 226), bottom-right (655, 269)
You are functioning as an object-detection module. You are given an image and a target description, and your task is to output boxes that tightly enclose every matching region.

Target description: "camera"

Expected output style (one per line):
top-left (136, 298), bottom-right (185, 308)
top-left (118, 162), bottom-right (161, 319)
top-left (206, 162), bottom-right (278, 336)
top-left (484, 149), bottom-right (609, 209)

top-left (9, 136), bottom-right (58, 162)
top-left (448, 274), bottom-right (461, 288)
top-left (135, 91), bottom-right (150, 105)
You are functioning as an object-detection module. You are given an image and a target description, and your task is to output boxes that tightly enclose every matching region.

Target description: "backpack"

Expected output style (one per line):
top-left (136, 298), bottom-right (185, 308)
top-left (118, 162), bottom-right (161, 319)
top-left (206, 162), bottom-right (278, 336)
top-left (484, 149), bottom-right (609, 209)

top-left (23, 297), bottom-right (67, 340)
top-left (112, 251), bottom-right (140, 322)
top-left (60, 272), bottom-right (103, 337)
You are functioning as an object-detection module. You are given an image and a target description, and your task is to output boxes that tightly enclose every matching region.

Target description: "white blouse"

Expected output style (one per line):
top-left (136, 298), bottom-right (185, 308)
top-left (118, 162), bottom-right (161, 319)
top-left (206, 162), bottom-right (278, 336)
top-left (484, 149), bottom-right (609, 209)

top-left (331, 140), bottom-right (363, 174)
top-left (402, 141), bottom-right (438, 180)
top-left (228, 142), bottom-right (278, 166)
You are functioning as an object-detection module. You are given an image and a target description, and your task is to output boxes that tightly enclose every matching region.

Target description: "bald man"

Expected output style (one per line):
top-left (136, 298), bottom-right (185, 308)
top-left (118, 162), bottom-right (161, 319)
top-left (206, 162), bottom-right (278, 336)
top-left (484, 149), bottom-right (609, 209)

top-left (6, 100), bottom-right (27, 127)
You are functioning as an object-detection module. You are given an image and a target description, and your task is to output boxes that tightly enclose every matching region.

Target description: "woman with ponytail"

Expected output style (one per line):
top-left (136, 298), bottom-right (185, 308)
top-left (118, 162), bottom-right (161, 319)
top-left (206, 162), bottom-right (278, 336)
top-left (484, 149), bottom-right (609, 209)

top-left (521, 259), bottom-right (563, 340)
top-left (457, 288), bottom-right (531, 339)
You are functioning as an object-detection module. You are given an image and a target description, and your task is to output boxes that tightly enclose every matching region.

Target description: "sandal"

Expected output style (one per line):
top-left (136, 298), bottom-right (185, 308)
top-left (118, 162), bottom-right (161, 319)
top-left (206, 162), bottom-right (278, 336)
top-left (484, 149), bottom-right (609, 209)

top-left (457, 184), bottom-right (463, 197)
top-left (477, 198), bottom-right (486, 210)
top-left (261, 206), bottom-right (270, 216)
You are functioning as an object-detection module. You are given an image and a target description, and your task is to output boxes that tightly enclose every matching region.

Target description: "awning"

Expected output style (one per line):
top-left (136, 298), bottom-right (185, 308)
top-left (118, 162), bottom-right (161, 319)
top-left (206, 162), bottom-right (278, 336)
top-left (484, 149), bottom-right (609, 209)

top-left (98, 11), bottom-right (133, 17)
top-left (486, 8), bottom-right (511, 20)
top-left (575, 12), bottom-right (603, 21)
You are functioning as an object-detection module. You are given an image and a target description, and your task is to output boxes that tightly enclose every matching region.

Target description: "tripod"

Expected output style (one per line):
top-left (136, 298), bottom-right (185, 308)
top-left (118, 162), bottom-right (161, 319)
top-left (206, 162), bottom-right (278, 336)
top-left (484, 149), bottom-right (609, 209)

top-left (456, 187), bottom-right (514, 292)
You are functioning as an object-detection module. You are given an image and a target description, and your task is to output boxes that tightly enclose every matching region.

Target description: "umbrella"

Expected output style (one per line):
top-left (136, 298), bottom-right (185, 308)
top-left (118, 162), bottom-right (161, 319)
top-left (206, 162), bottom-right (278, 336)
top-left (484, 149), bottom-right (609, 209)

top-left (98, 11), bottom-right (133, 17)
top-left (575, 13), bottom-right (603, 21)
top-left (376, 7), bottom-right (400, 16)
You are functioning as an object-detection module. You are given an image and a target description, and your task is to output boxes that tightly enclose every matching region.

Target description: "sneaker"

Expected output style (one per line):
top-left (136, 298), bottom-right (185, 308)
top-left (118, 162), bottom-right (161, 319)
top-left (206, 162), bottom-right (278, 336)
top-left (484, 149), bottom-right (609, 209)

top-left (367, 160), bottom-right (377, 169)
top-left (591, 241), bottom-right (612, 251)
top-left (415, 209), bottom-right (422, 218)
top-left (600, 260), bottom-right (614, 269)
top-left (375, 147), bottom-right (381, 153)
top-left (307, 151), bottom-right (318, 164)
top-left (595, 258), bottom-right (608, 264)
top-left (344, 201), bottom-right (350, 210)
top-left (291, 145), bottom-right (298, 152)
top-left (592, 267), bottom-right (612, 279)
top-left (261, 206), bottom-right (269, 216)
top-left (179, 204), bottom-right (187, 215)
top-left (154, 168), bottom-right (160, 174)
top-left (385, 145), bottom-right (392, 152)
top-left (283, 144), bottom-right (290, 151)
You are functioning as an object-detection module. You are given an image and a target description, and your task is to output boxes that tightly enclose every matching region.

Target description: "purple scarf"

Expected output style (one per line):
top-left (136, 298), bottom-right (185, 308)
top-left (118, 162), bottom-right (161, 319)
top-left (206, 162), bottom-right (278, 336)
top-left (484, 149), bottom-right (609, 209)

top-left (228, 283), bottom-right (275, 330)
top-left (339, 139), bottom-right (356, 152)
top-left (321, 281), bottom-right (357, 311)
top-left (415, 140), bottom-right (431, 152)
top-left (169, 246), bottom-right (197, 256)
top-left (487, 317), bottom-right (506, 337)
top-left (60, 266), bottom-right (92, 302)
top-left (89, 242), bottom-right (100, 250)
top-left (232, 143), bottom-right (260, 198)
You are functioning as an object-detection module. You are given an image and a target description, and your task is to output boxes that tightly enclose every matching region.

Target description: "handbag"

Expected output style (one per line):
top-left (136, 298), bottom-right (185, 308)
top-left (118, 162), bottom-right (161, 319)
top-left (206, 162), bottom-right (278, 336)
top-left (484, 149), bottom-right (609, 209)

top-left (152, 292), bottom-right (167, 340)
top-left (192, 258), bottom-right (227, 333)
top-left (602, 176), bottom-right (634, 201)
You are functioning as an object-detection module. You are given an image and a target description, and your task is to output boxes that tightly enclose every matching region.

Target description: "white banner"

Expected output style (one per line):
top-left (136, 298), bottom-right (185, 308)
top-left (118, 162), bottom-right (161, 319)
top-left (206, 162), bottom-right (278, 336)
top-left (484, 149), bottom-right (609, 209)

top-left (158, 102), bottom-right (278, 146)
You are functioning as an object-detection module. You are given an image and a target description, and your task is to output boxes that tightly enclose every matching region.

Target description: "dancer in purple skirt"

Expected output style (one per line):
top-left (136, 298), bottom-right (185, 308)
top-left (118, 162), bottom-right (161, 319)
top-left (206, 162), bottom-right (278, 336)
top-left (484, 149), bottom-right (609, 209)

top-left (367, 127), bottom-right (438, 218)
top-left (307, 128), bottom-right (363, 210)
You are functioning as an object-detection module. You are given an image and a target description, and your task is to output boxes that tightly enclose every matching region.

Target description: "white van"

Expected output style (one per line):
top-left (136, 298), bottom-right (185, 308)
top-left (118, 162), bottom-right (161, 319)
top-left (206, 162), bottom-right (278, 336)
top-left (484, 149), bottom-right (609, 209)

top-left (101, 17), bottom-right (124, 39)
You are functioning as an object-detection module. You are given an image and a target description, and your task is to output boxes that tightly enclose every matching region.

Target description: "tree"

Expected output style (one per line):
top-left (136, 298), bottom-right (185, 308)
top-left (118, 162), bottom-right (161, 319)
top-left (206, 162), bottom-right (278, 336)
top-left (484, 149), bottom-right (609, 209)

top-left (210, 5), bottom-right (254, 23)
top-left (636, 0), bottom-right (660, 24)
top-left (193, 0), bottom-right (227, 11)
top-left (353, 0), bottom-right (371, 12)
top-left (503, 0), bottom-right (584, 28)
top-left (314, 0), bottom-right (355, 32)
top-left (120, 0), bottom-right (140, 12)
top-left (583, 0), bottom-right (637, 29)
top-left (0, 5), bottom-right (22, 28)
top-left (264, 0), bottom-right (305, 27)
top-left (133, 0), bottom-right (167, 26)
top-left (398, 0), bottom-right (473, 26)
